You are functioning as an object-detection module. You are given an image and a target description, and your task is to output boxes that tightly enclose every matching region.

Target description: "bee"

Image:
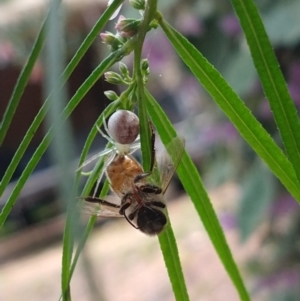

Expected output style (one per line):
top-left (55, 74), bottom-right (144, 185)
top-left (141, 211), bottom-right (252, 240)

top-left (81, 126), bottom-right (185, 236)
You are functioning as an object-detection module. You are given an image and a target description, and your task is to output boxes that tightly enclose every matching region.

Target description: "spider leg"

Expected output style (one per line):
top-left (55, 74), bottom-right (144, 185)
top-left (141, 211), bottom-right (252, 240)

top-left (96, 125), bottom-right (114, 144)
top-left (92, 151), bottom-right (115, 198)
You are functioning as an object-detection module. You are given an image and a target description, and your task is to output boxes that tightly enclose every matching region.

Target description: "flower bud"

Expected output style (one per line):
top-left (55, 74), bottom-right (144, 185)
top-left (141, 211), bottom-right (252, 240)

top-left (104, 90), bottom-right (119, 101)
top-left (119, 62), bottom-right (131, 80)
top-left (141, 59), bottom-right (150, 81)
top-left (100, 31), bottom-right (123, 49)
top-left (141, 59), bottom-right (149, 72)
top-left (115, 16), bottom-right (141, 38)
top-left (104, 71), bottom-right (124, 85)
top-left (149, 19), bottom-right (159, 29)
top-left (129, 0), bottom-right (145, 10)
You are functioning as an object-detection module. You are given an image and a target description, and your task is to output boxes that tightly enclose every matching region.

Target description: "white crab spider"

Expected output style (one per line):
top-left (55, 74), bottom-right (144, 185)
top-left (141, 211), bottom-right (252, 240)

top-left (78, 116), bottom-right (140, 198)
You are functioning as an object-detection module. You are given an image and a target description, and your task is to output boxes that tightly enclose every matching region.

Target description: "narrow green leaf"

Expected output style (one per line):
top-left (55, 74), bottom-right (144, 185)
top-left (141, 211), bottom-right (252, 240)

top-left (146, 90), bottom-right (251, 301)
top-left (62, 101), bottom-right (117, 295)
top-left (61, 211), bottom-right (74, 301)
top-left (0, 0), bottom-right (125, 196)
top-left (61, 101), bottom-right (119, 299)
top-left (44, 1), bottom-right (75, 299)
top-left (61, 0), bottom-right (125, 81)
top-left (230, 0), bottom-right (300, 188)
top-left (0, 7), bottom-right (51, 145)
top-left (158, 218), bottom-right (190, 301)
top-left (68, 181), bottom-right (110, 284)
top-left (73, 101), bottom-right (119, 202)
top-left (157, 17), bottom-right (300, 203)
top-left (0, 52), bottom-right (121, 228)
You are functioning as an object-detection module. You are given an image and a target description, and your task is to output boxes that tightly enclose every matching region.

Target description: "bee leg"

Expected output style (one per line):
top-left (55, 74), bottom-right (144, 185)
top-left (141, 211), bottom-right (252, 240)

top-left (138, 184), bottom-right (162, 194)
top-left (121, 205), bottom-right (139, 229)
top-left (119, 202), bottom-right (131, 215)
top-left (149, 201), bottom-right (166, 208)
top-left (134, 122), bottom-right (156, 183)
top-left (83, 197), bottom-right (121, 209)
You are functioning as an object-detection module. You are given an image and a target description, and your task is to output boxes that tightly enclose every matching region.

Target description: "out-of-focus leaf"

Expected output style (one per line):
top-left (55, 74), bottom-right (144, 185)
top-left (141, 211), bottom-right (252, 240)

top-left (268, 289), bottom-right (299, 301)
top-left (231, 0), bottom-right (300, 187)
top-left (263, 0), bottom-right (300, 46)
top-left (205, 155), bottom-right (235, 188)
top-left (222, 48), bottom-right (257, 96)
top-left (237, 159), bottom-right (276, 241)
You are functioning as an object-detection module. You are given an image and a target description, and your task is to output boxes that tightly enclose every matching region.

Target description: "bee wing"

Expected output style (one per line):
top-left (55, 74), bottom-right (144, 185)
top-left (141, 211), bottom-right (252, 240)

top-left (79, 195), bottom-right (123, 218)
top-left (156, 136), bottom-right (185, 194)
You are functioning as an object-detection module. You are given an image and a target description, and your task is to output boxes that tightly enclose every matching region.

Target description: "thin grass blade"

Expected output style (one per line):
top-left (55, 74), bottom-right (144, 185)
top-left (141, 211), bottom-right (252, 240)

top-left (158, 216), bottom-right (190, 301)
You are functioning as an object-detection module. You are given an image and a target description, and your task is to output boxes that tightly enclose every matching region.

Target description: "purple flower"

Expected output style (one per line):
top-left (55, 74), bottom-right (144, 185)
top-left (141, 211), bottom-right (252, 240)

top-left (257, 270), bottom-right (300, 291)
top-left (141, 33), bottom-right (175, 72)
top-left (175, 11), bottom-right (203, 36)
top-left (288, 61), bottom-right (300, 106)
top-left (0, 41), bottom-right (15, 65)
top-left (271, 193), bottom-right (298, 216)
top-left (220, 14), bottom-right (241, 37)
top-left (219, 212), bottom-right (237, 230)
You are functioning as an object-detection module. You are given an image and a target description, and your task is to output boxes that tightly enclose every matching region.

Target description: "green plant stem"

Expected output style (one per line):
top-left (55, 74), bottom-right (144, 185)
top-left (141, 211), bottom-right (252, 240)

top-left (133, 0), bottom-right (158, 171)
top-left (132, 4), bottom-right (190, 301)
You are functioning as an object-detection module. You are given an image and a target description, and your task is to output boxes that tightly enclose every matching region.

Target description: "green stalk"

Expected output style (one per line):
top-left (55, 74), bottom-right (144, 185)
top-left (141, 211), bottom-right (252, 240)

top-left (130, 3), bottom-right (190, 300)
top-left (133, 0), bottom-right (158, 171)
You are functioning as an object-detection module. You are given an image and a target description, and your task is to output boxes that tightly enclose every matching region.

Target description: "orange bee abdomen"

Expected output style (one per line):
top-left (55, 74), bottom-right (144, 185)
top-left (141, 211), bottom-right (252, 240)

top-left (106, 155), bottom-right (144, 196)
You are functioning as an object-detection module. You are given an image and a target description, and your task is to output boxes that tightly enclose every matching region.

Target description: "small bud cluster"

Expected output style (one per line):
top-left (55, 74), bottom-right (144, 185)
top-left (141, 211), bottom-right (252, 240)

top-left (102, 0), bottom-right (151, 104)
top-left (99, 32), bottom-right (125, 51)
top-left (141, 59), bottom-right (150, 83)
top-left (104, 62), bottom-right (132, 86)
top-left (101, 0), bottom-right (147, 49)
top-left (104, 90), bottom-right (119, 101)
top-left (129, 0), bottom-right (145, 10)
top-left (100, 12), bottom-right (143, 50)
top-left (104, 59), bottom-right (150, 102)
top-left (115, 16), bottom-right (141, 38)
